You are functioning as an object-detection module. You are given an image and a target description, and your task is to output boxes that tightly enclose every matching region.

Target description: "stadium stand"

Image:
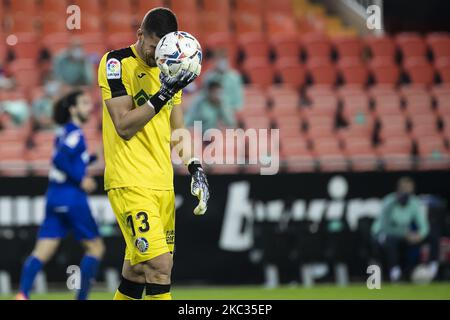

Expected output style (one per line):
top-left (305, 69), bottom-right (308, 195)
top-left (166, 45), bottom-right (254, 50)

top-left (0, 0), bottom-right (449, 176)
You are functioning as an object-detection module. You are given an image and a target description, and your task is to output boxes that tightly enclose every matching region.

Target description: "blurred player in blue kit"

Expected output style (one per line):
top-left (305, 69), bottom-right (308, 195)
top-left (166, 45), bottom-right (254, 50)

top-left (15, 90), bottom-right (104, 300)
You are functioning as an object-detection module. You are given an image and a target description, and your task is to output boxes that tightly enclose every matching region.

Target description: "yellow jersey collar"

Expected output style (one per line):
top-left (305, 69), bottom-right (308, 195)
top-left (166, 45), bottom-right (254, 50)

top-left (130, 44), bottom-right (159, 71)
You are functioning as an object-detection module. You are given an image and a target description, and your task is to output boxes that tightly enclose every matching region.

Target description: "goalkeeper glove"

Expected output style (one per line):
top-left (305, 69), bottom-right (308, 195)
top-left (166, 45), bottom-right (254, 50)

top-left (187, 158), bottom-right (210, 216)
top-left (149, 61), bottom-right (201, 114)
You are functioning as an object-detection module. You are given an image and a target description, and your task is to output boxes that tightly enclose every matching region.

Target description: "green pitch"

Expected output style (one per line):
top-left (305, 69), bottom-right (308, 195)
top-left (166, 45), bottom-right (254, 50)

top-left (2, 283), bottom-right (450, 300)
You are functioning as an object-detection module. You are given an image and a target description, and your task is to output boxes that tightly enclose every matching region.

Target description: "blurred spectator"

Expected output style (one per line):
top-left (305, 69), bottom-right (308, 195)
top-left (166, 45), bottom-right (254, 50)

top-left (203, 50), bottom-right (243, 112)
top-left (0, 92), bottom-right (30, 127)
top-left (53, 39), bottom-right (94, 86)
top-left (31, 80), bottom-right (62, 130)
top-left (184, 80), bottom-right (236, 133)
top-left (371, 177), bottom-right (439, 282)
top-left (0, 63), bottom-right (15, 90)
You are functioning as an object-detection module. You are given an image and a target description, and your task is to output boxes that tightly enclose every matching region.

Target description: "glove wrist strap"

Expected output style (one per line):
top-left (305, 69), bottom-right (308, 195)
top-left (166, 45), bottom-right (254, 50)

top-left (148, 90), bottom-right (173, 114)
top-left (186, 157), bottom-right (202, 175)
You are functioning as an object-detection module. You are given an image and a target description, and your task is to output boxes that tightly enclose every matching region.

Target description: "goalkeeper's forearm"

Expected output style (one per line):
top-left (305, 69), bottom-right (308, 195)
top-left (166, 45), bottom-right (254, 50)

top-left (108, 91), bottom-right (173, 141)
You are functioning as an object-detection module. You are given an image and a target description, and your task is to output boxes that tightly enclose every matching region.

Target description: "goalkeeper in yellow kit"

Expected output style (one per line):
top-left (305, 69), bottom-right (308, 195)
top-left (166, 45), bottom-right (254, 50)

top-left (98, 8), bottom-right (209, 300)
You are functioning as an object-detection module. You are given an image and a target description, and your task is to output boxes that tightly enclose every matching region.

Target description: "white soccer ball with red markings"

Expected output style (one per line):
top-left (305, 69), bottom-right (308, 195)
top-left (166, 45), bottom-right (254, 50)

top-left (155, 31), bottom-right (202, 77)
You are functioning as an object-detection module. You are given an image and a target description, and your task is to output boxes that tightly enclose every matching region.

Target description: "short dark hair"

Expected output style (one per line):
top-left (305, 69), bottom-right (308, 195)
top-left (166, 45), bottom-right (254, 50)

top-left (53, 90), bottom-right (84, 125)
top-left (141, 7), bottom-right (178, 38)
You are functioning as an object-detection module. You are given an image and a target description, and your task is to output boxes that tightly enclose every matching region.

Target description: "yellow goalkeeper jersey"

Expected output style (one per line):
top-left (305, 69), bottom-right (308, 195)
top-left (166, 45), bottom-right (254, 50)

top-left (98, 44), bottom-right (181, 191)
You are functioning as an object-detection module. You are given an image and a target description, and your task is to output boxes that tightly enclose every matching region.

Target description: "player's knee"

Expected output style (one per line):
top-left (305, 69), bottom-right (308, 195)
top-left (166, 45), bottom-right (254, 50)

top-left (84, 239), bottom-right (105, 258)
top-left (32, 240), bottom-right (59, 263)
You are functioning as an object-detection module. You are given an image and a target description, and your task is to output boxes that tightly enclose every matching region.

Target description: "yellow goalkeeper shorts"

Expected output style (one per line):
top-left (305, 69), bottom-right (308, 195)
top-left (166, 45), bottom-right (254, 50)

top-left (107, 187), bottom-right (175, 265)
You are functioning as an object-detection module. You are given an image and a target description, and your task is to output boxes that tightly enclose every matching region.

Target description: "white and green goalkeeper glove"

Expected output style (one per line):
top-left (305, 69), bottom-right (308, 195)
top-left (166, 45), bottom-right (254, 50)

top-left (187, 158), bottom-right (210, 215)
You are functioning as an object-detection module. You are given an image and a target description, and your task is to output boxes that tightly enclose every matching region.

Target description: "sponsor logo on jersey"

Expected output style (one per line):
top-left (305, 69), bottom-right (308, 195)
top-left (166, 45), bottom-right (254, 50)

top-left (166, 230), bottom-right (175, 244)
top-left (106, 58), bottom-right (121, 79)
top-left (135, 237), bottom-right (149, 253)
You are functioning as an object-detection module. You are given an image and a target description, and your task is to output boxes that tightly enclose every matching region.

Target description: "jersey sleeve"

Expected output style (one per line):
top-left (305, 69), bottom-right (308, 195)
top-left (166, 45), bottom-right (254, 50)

top-left (173, 89), bottom-right (183, 106)
top-left (52, 129), bottom-right (86, 185)
top-left (98, 52), bottom-right (132, 100)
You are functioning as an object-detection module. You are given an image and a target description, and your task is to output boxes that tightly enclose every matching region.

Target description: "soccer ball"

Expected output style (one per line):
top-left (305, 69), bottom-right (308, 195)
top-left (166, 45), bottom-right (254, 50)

top-left (155, 31), bottom-right (202, 77)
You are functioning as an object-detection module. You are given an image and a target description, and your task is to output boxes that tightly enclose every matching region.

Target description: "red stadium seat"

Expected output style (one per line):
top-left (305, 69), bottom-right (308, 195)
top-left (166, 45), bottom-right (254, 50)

top-left (342, 97), bottom-right (373, 130)
top-left (104, 0), bottom-right (133, 15)
top-left (275, 116), bottom-right (303, 139)
top-left (378, 116), bottom-right (408, 141)
top-left (270, 90), bottom-right (299, 113)
top-left (0, 142), bottom-right (28, 176)
top-left (204, 31), bottom-right (237, 62)
top-left (39, 13), bottom-right (70, 36)
top-left (170, 0), bottom-right (197, 15)
top-left (305, 91), bottom-right (338, 114)
top-left (369, 84), bottom-right (398, 97)
top-left (409, 114), bottom-right (438, 127)
top-left (435, 57), bottom-right (450, 84)
top-left (266, 14), bottom-right (297, 37)
top-left (41, 0), bottom-right (68, 14)
top-left (373, 94), bottom-right (402, 117)
top-left (307, 58), bottom-right (337, 86)
top-left (365, 36), bottom-right (396, 58)
top-left (341, 94), bottom-right (370, 110)
top-left (107, 32), bottom-right (136, 51)
top-left (404, 57), bottom-right (436, 86)
top-left (199, 13), bottom-right (229, 35)
top-left (400, 84), bottom-right (429, 96)
top-left (396, 32), bottom-right (427, 58)
top-left (238, 33), bottom-right (270, 61)
top-left (426, 32), bottom-right (450, 59)
top-left (203, 0), bottom-right (231, 16)
top-left (8, 59), bottom-right (41, 89)
top-left (270, 34), bottom-right (301, 60)
top-left (73, 14), bottom-right (102, 35)
top-left (437, 101), bottom-right (450, 118)
top-left (410, 123), bottom-right (439, 140)
top-left (343, 137), bottom-right (378, 171)
top-left (333, 36), bottom-right (363, 59)
top-left (7, 13), bottom-right (36, 34)
top-left (136, 0), bottom-right (165, 16)
top-left (242, 58), bottom-right (275, 89)
top-left (267, 85), bottom-right (298, 99)
top-left (8, 33), bottom-right (40, 60)
top-left (281, 136), bottom-right (310, 157)
top-left (104, 14), bottom-right (134, 34)
top-left (72, 0), bottom-right (101, 15)
top-left (377, 135), bottom-right (413, 169)
top-left (312, 137), bottom-right (348, 172)
top-left (369, 57), bottom-right (400, 86)
top-left (9, 0), bottom-right (37, 16)
top-left (338, 57), bottom-right (369, 86)
top-left (242, 115), bottom-right (271, 130)
top-left (265, 0), bottom-right (294, 14)
top-left (280, 136), bottom-right (313, 172)
top-left (235, 0), bottom-right (263, 15)
top-left (301, 33), bottom-right (332, 60)
top-left (337, 85), bottom-right (366, 98)
top-left (41, 33), bottom-right (71, 55)
top-left (233, 12), bottom-right (263, 34)
top-left (416, 136), bottom-right (450, 170)
top-left (275, 58), bottom-right (306, 89)
top-left (404, 94), bottom-right (433, 116)
top-left (237, 95), bottom-right (267, 119)
top-left (306, 122), bottom-right (336, 140)
top-left (174, 13), bottom-right (200, 36)
top-left (305, 85), bottom-right (336, 100)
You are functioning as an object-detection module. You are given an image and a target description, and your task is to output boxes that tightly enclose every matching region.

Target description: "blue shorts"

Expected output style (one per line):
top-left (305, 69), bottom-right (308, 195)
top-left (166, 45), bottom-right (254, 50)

top-left (38, 200), bottom-right (100, 241)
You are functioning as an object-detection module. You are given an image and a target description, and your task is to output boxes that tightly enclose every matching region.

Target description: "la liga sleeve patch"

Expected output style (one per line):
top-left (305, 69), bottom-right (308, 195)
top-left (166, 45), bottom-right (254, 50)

top-left (106, 58), bottom-right (121, 79)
